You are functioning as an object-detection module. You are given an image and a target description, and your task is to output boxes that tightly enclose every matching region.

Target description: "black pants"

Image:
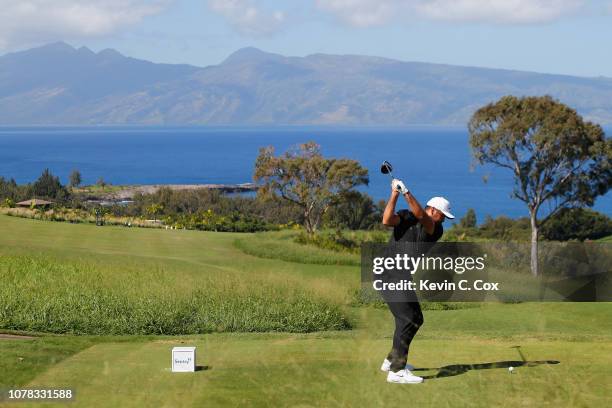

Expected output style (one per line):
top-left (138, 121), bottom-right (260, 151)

top-left (386, 300), bottom-right (424, 372)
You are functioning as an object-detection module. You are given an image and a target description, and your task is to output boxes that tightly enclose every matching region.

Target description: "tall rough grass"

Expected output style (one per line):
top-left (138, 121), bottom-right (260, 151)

top-left (0, 255), bottom-right (350, 335)
top-left (294, 230), bottom-right (388, 253)
top-left (234, 231), bottom-right (360, 266)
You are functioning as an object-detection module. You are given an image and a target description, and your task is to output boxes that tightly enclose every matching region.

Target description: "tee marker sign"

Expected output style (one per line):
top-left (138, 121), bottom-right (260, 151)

top-left (172, 347), bottom-right (196, 372)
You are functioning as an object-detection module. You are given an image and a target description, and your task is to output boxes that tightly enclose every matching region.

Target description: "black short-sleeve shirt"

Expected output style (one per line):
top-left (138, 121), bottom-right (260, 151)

top-left (390, 209), bottom-right (443, 243)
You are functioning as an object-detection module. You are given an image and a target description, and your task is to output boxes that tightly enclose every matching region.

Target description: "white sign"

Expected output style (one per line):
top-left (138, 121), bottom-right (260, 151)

top-left (172, 347), bottom-right (196, 372)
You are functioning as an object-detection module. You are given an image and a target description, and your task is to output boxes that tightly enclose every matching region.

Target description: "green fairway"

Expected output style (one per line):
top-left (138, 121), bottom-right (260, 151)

top-left (3, 306), bottom-right (611, 408)
top-left (1, 215), bottom-right (611, 407)
top-left (5, 334), bottom-right (609, 408)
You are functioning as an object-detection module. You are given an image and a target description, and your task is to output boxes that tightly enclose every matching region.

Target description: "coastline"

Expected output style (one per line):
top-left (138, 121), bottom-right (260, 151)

top-left (103, 183), bottom-right (258, 200)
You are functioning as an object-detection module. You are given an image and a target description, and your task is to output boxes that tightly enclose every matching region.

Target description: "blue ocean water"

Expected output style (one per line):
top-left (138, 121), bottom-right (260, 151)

top-left (0, 126), bottom-right (609, 221)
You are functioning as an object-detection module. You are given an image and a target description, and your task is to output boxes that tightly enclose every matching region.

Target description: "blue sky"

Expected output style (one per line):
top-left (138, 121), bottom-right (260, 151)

top-left (1, 0), bottom-right (611, 77)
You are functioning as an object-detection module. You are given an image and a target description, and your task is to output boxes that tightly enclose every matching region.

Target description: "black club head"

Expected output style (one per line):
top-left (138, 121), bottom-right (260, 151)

top-left (380, 161), bottom-right (393, 175)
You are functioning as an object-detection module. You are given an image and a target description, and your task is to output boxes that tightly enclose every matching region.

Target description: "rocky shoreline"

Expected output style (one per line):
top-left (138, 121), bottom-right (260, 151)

top-left (103, 183), bottom-right (257, 200)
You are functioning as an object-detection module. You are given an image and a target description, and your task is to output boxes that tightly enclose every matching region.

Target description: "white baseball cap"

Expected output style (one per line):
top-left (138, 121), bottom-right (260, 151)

top-left (426, 197), bottom-right (454, 219)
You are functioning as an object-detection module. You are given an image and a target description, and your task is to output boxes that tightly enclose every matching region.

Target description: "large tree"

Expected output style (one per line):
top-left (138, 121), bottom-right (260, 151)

top-left (469, 95), bottom-right (611, 276)
top-left (254, 141), bottom-right (369, 234)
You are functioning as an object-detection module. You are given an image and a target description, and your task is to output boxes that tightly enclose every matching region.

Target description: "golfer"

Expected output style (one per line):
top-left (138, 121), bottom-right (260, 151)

top-left (380, 178), bottom-right (454, 384)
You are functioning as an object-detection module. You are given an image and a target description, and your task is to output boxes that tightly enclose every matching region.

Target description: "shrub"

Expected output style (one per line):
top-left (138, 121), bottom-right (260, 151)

top-left (479, 215), bottom-right (531, 241)
top-left (165, 209), bottom-right (274, 232)
top-left (324, 191), bottom-right (381, 230)
top-left (460, 208), bottom-right (477, 228)
top-left (2, 198), bottom-right (15, 208)
top-left (445, 213), bottom-right (531, 242)
top-left (32, 168), bottom-right (69, 201)
top-left (541, 208), bottom-right (612, 241)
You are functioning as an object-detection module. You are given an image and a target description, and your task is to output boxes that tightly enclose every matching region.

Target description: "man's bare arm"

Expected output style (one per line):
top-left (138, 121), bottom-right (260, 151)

top-left (382, 190), bottom-right (401, 226)
top-left (402, 191), bottom-right (435, 235)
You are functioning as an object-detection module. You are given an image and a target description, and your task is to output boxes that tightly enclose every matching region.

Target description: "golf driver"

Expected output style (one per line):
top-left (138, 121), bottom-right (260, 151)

top-left (380, 160), bottom-right (394, 180)
top-left (381, 160), bottom-right (403, 193)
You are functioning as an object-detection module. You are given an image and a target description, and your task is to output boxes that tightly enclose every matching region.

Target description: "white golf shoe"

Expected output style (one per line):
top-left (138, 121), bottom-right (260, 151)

top-left (380, 358), bottom-right (414, 372)
top-left (386, 369), bottom-right (423, 384)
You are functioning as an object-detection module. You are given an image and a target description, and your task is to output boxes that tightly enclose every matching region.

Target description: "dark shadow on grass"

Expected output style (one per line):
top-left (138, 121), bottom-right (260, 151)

top-left (413, 360), bottom-right (560, 380)
top-left (195, 365), bottom-right (211, 371)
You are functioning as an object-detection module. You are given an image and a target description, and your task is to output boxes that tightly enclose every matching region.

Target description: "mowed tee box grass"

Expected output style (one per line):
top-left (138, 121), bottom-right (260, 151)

top-left (0, 215), bottom-right (611, 407)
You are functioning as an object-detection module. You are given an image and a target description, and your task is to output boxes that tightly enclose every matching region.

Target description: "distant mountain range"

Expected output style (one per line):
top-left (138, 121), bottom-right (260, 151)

top-left (1, 41), bottom-right (611, 126)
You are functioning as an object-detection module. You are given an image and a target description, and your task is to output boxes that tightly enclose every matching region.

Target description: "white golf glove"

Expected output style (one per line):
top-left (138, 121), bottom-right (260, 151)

top-left (392, 179), bottom-right (408, 194)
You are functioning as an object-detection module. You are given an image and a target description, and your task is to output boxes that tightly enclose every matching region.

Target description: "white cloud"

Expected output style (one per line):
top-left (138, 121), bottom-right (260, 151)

top-left (415, 0), bottom-right (584, 24)
top-left (207, 0), bottom-right (285, 36)
top-left (0, 0), bottom-right (169, 49)
top-left (315, 0), bottom-right (585, 27)
top-left (315, 0), bottom-right (396, 27)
